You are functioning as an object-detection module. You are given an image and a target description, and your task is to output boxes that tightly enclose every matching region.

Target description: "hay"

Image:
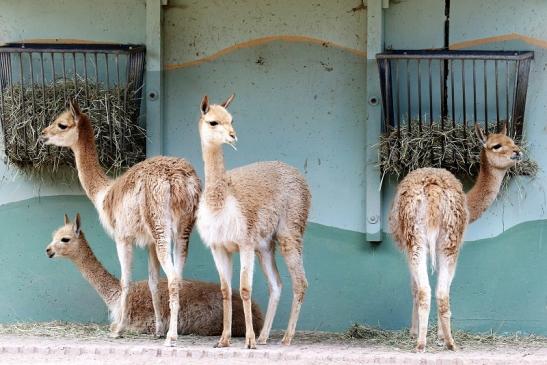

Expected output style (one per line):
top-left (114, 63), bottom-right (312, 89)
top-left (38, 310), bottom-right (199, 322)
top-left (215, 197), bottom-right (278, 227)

top-left (378, 121), bottom-right (538, 182)
top-left (345, 323), bottom-right (547, 351)
top-left (0, 77), bottom-right (146, 177)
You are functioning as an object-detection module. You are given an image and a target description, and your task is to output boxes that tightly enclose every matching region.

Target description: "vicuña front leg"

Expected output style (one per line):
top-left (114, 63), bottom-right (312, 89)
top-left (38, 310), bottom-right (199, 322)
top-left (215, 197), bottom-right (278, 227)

top-left (279, 236), bottom-right (308, 346)
top-left (256, 245), bottom-right (282, 345)
top-left (111, 240), bottom-right (133, 338)
top-left (211, 246), bottom-right (233, 348)
top-left (240, 248), bottom-right (256, 349)
top-left (148, 247), bottom-right (164, 338)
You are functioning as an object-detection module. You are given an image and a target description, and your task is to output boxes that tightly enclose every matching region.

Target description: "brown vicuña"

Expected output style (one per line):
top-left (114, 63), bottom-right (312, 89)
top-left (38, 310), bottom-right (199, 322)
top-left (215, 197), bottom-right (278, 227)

top-left (389, 123), bottom-right (522, 352)
top-left (41, 100), bottom-right (201, 346)
top-left (196, 95), bottom-right (311, 349)
top-left (46, 214), bottom-right (263, 336)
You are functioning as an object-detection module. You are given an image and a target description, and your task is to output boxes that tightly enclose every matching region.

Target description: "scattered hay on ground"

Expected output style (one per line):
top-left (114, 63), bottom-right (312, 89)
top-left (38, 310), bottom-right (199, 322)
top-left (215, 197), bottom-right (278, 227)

top-left (345, 323), bottom-right (547, 351)
top-left (0, 78), bottom-right (146, 178)
top-left (378, 122), bottom-right (538, 183)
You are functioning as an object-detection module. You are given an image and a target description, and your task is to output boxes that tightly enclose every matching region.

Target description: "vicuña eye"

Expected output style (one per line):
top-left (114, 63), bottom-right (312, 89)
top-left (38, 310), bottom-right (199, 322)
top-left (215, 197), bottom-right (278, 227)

top-left (61, 238), bottom-right (70, 243)
top-left (492, 144), bottom-right (502, 150)
top-left (209, 121), bottom-right (218, 126)
top-left (58, 123), bottom-right (68, 130)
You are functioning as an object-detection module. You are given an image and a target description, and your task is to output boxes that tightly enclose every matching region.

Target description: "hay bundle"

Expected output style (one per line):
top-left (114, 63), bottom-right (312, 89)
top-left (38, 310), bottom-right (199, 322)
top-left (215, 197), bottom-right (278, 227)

top-left (378, 121), bottom-right (538, 181)
top-left (0, 78), bottom-right (146, 177)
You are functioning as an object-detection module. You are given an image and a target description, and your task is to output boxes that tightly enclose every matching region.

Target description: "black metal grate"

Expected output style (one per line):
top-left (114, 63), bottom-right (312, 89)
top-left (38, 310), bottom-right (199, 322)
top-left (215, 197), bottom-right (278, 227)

top-left (0, 42), bottom-right (146, 171)
top-left (376, 50), bottom-right (534, 139)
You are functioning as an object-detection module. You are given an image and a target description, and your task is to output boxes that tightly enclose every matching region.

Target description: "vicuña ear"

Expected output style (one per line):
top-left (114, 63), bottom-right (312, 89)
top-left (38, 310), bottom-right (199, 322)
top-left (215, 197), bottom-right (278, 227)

top-left (500, 122), bottom-right (508, 136)
top-left (64, 213), bottom-right (70, 225)
top-left (200, 95), bottom-right (210, 114)
top-left (74, 213), bottom-right (82, 236)
top-left (221, 93), bottom-right (235, 109)
top-left (474, 123), bottom-right (487, 145)
top-left (69, 98), bottom-right (81, 120)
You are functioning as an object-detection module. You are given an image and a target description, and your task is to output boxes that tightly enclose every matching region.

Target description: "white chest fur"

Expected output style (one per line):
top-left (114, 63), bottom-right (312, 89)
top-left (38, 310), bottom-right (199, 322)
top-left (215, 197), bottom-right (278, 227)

top-left (196, 195), bottom-right (247, 247)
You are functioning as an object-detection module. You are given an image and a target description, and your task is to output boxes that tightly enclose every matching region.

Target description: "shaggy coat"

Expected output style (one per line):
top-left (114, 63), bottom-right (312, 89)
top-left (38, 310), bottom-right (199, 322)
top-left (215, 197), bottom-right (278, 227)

top-left (389, 124), bottom-right (521, 352)
top-left (196, 95), bottom-right (311, 349)
top-left (46, 217), bottom-right (263, 336)
top-left (41, 101), bottom-right (201, 346)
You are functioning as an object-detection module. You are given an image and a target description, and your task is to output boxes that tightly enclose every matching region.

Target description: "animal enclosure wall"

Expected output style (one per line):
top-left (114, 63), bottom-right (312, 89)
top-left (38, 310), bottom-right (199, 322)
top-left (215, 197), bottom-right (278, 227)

top-left (0, 0), bottom-right (546, 335)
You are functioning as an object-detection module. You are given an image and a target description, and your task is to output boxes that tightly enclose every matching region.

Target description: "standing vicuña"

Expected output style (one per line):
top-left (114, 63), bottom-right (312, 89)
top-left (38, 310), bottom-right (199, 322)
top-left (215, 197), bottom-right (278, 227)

top-left (46, 214), bottom-right (263, 336)
top-left (41, 100), bottom-right (201, 346)
top-left (196, 95), bottom-right (311, 349)
top-left (389, 123), bottom-right (521, 352)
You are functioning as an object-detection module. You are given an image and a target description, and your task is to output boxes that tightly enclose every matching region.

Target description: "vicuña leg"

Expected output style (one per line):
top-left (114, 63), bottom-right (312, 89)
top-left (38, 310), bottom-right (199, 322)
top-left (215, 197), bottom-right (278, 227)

top-left (279, 235), bottom-right (308, 346)
top-left (436, 254), bottom-right (458, 351)
top-left (111, 239), bottom-right (133, 338)
top-left (256, 244), bottom-right (282, 345)
top-left (173, 219), bottom-right (192, 278)
top-left (239, 247), bottom-right (256, 349)
top-left (410, 277), bottom-right (419, 337)
top-left (408, 245), bottom-right (430, 353)
top-left (211, 246), bottom-right (233, 348)
top-left (148, 247), bottom-right (164, 338)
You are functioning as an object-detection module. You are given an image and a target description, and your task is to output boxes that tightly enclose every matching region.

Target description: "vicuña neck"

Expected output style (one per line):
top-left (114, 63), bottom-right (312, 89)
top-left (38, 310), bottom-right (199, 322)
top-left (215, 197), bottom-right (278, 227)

top-left (466, 150), bottom-right (506, 223)
top-left (72, 238), bottom-right (121, 308)
top-left (71, 117), bottom-right (109, 201)
top-left (201, 141), bottom-right (229, 210)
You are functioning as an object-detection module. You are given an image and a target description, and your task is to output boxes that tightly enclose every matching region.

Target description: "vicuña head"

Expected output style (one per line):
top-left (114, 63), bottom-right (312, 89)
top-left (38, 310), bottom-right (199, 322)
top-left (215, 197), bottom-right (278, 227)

top-left (475, 122), bottom-right (521, 170)
top-left (40, 100), bottom-right (86, 148)
top-left (199, 94), bottom-right (237, 149)
top-left (46, 213), bottom-right (84, 259)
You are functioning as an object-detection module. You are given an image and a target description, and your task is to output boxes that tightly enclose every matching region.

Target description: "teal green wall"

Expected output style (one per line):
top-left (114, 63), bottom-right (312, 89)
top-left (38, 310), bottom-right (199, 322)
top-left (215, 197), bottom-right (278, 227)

top-left (0, 0), bottom-right (547, 334)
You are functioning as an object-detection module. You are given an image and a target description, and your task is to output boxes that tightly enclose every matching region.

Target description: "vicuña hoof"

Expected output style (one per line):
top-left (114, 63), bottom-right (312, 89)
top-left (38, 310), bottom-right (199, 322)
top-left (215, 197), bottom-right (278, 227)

top-left (445, 341), bottom-right (458, 351)
top-left (109, 323), bottom-right (123, 338)
top-left (163, 331), bottom-right (177, 347)
top-left (281, 333), bottom-right (293, 346)
top-left (214, 336), bottom-right (230, 348)
top-left (415, 342), bottom-right (426, 353)
top-left (257, 335), bottom-right (268, 345)
top-left (245, 334), bottom-right (256, 349)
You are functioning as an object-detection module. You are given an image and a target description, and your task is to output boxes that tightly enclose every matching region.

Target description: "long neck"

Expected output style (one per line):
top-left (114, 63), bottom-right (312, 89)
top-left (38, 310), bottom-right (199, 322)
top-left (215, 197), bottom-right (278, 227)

top-left (201, 141), bottom-right (229, 210)
top-left (71, 238), bottom-right (121, 308)
top-left (71, 117), bottom-right (109, 201)
top-left (466, 150), bottom-right (506, 223)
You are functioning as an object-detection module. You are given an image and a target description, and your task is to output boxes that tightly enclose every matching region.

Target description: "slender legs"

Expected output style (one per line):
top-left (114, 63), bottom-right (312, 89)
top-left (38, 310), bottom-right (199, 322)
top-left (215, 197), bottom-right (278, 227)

top-left (110, 239), bottom-right (133, 338)
top-left (408, 246), bottom-right (430, 353)
top-left (278, 236), bottom-right (308, 346)
top-left (211, 246), bottom-right (233, 348)
top-left (256, 246), bottom-right (282, 345)
top-left (436, 256), bottom-right (458, 350)
top-left (239, 248), bottom-right (256, 349)
top-left (173, 221), bottom-right (192, 278)
top-left (148, 247), bottom-right (164, 337)
top-left (410, 277), bottom-right (419, 337)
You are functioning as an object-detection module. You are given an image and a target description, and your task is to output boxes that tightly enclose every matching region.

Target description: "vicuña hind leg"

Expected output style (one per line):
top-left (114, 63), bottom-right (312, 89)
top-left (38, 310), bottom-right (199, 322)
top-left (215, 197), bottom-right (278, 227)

top-left (436, 254), bottom-right (458, 351)
top-left (110, 239), bottom-right (133, 338)
top-left (279, 235), bottom-right (308, 346)
top-left (173, 219), bottom-right (192, 278)
top-left (408, 246), bottom-right (430, 353)
top-left (148, 247), bottom-right (164, 338)
top-left (410, 277), bottom-right (419, 337)
top-left (256, 243), bottom-right (282, 345)
top-left (211, 246), bottom-right (233, 348)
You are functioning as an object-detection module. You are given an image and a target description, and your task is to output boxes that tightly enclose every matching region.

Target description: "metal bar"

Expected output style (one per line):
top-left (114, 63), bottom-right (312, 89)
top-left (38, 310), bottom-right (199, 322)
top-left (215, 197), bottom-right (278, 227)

top-left (495, 59), bottom-right (500, 130)
top-left (417, 59), bottom-right (422, 132)
top-left (512, 59), bottom-right (531, 138)
top-left (72, 52), bottom-right (78, 96)
top-left (115, 53), bottom-right (121, 101)
top-left (396, 60), bottom-right (400, 137)
top-left (83, 53), bottom-right (89, 104)
top-left (376, 50), bottom-right (534, 60)
top-left (50, 53), bottom-right (56, 104)
top-left (428, 59), bottom-right (432, 126)
top-left (9, 54), bottom-right (15, 155)
top-left (406, 59), bottom-right (411, 132)
top-left (29, 53), bottom-right (36, 119)
top-left (473, 59), bottom-right (477, 124)
top-left (450, 59), bottom-right (455, 125)
top-left (0, 44), bottom-right (145, 54)
top-left (18, 53), bottom-right (26, 151)
top-left (40, 53), bottom-right (46, 129)
top-left (505, 60), bottom-right (510, 126)
top-left (483, 59), bottom-right (488, 132)
top-left (0, 56), bottom-right (5, 146)
top-left (61, 53), bottom-right (67, 102)
top-left (462, 60), bottom-right (466, 134)
top-left (440, 59), bottom-right (445, 128)
top-left (105, 53), bottom-right (113, 154)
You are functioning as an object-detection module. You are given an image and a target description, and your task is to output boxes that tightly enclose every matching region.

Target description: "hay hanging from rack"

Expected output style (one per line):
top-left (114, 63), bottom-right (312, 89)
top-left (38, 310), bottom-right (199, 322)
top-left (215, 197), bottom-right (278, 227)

top-left (378, 121), bottom-right (538, 181)
top-left (1, 77), bottom-right (146, 178)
